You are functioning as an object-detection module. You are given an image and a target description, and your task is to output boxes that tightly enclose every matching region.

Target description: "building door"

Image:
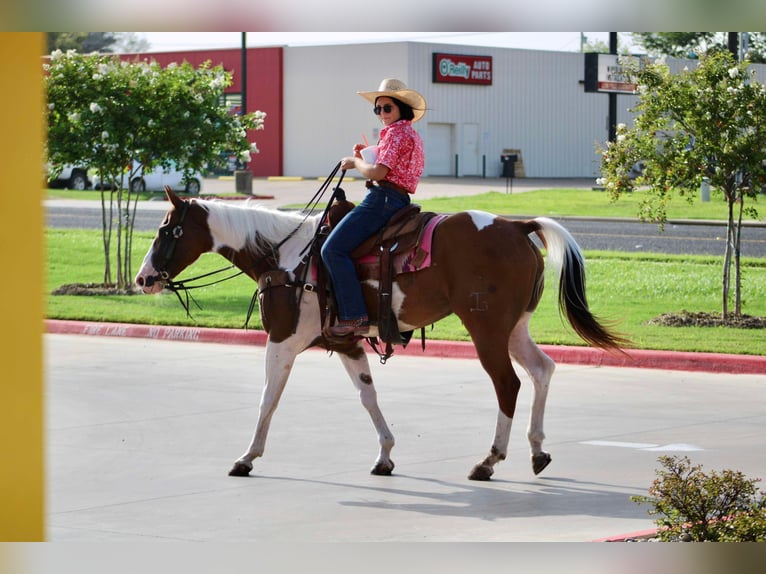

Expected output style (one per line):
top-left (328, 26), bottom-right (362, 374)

top-left (426, 123), bottom-right (454, 176)
top-left (461, 123), bottom-right (480, 176)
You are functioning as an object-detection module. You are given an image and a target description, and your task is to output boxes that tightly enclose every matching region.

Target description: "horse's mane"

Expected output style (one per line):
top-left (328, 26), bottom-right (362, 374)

top-left (200, 199), bottom-right (321, 269)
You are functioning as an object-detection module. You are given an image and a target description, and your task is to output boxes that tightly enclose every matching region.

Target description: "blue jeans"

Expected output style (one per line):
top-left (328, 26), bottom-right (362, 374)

top-left (320, 186), bottom-right (411, 322)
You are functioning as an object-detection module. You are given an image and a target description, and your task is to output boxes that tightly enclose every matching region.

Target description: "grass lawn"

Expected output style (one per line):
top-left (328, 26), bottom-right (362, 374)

top-left (291, 187), bottom-right (766, 222)
top-left (46, 226), bottom-right (766, 356)
top-left (47, 185), bottom-right (766, 222)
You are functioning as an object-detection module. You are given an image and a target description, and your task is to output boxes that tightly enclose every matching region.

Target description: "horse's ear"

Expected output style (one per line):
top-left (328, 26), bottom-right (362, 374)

top-left (165, 185), bottom-right (183, 208)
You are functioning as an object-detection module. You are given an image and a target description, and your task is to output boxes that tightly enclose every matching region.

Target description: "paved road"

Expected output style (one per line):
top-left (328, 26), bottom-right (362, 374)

top-left (46, 333), bottom-right (766, 542)
top-left (46, 176), bottom-right (766, 257)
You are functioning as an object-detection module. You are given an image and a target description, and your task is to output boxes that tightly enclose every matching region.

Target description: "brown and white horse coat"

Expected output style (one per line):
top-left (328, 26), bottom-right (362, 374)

top-left (136, 189), bottom-right (627, 480)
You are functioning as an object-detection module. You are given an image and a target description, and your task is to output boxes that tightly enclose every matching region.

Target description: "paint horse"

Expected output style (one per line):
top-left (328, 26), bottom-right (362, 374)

top-left (135, 187), bottom-right (628, 480)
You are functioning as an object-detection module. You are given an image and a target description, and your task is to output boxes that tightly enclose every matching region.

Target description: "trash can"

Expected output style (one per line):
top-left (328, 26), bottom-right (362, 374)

top-left (500, 154), bottom-right (518, 178)
top-left (235, 169), bottom-right (253, 194)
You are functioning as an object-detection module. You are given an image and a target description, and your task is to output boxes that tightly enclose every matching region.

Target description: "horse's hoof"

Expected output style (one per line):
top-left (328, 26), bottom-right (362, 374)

top-left (371, 460), bottom-right (394, 475)
top-left (228, 461), bottom-right (253, 477)
top-left (468, 464), bottom-right (494, 481)
top-left (532, 452), bottom-right (552, 475)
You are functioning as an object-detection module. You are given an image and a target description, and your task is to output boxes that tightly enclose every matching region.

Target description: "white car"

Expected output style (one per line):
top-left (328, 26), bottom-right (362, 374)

top-left (94, 161), bottom-right (203, 194)
top-left (47, 164), bottom-right (92, 190)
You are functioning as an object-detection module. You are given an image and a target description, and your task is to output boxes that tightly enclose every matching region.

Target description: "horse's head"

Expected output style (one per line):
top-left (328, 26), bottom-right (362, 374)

top-left (135, 186), bottom-right (214, 294)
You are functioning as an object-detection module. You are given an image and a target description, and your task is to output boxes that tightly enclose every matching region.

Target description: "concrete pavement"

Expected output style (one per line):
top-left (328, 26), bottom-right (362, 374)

top-left (42, 175), bottom-right (766, 543)
top-left (45, 331), bottom-right (766, 542)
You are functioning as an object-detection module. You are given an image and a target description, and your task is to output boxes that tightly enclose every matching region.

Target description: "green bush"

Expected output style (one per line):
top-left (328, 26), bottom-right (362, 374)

top-left (632, 455), bottom-right (766, 541)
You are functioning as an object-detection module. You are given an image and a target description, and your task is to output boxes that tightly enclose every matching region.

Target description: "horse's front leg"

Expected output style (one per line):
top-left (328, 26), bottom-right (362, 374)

top-left (464, 326), bottom-right (521, 481)
top-left (228, 339), bottom-right (299, 477)
top-left (338, 346), bottom-right (395, 475)
top-left (469, 411), bottom-right (513, 481)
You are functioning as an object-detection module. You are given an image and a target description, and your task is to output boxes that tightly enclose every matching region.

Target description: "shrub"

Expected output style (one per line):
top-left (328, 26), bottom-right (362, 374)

top-left (632, 455), bottom-right (766, 541)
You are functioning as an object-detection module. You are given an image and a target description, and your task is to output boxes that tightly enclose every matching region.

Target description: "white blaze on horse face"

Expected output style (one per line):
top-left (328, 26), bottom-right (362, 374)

top-left (467, 210), bottom-right (497, 231)
top-left (135, 245), bottom-right (163, 294)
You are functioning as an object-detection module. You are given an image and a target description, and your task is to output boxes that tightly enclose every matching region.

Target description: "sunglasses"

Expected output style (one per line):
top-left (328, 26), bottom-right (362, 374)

top-left (373, 104), bottom-right (396, 115)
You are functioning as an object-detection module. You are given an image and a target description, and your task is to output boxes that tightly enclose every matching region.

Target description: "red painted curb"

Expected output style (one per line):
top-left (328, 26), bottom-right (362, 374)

top-left (45, 320), bottom-right (766, 374)
top-left (591, 528), bottom-right (659, 542)
top-left (45, 319), bottom-right (268, 347)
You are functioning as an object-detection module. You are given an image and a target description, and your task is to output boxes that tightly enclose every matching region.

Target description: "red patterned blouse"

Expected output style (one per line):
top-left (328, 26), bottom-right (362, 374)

top-left (375, 119), bottom-right (424, 194)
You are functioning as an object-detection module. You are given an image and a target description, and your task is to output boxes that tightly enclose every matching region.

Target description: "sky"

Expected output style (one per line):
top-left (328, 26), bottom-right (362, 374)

top-left (138, 32), bottom-right (636, 54)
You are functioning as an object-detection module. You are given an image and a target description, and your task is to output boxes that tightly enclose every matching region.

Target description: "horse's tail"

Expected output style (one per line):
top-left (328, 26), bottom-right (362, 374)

top-left (529, 217), bottom-right (630, 353)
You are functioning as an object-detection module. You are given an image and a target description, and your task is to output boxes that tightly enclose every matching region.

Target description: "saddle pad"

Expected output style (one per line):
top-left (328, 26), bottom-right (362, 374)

top-left (356, 213), bottom-right (448, 274)
top-left (310, 214), bottom-right (448, 281)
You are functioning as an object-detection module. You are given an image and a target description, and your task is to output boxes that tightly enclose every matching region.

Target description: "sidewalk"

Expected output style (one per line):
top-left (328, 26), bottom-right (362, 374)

top-left (45, 331), bottom-right (766, 542)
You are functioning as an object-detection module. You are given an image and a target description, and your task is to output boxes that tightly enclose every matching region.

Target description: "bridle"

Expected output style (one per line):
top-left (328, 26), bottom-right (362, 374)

top-left (150, 163), bottom-right (346, 322)
top-left (147, 198), bottom-right (244, 316)
top-left (154, 198), bottom-right (191, 283)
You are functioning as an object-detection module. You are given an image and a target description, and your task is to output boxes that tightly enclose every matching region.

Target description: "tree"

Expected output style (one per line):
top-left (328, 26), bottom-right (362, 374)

top-left (580, 36), bottom-right (609, 54)
top-left (633, 32), bottom-right (766, 63)
top-left (598, 50), bottom-right (766, 319)
top-left (47, 32), bottom-right (150, 55)
top-left (45, 51), bottom-right (266, 290)
top-left (580, 34), bottom-right (630, 55)
top-left (47, 33), bottom-right (119, 54)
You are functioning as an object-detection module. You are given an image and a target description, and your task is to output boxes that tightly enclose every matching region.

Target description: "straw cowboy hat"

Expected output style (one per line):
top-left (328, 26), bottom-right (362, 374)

top-left (358, 78), bottom-right (427, 122)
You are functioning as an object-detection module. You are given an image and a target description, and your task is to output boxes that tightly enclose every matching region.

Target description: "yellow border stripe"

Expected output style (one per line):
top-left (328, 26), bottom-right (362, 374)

top-left (0, 33), bottom-right (45, 541)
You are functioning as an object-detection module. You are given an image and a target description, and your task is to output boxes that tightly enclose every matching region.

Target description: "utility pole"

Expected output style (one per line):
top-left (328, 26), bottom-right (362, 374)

top-left (727, 32), bottom-right (738, 58)
top-left (241, 32), bottom-right (247, 117)
top-left (608, 32), bottom-right (618, 142)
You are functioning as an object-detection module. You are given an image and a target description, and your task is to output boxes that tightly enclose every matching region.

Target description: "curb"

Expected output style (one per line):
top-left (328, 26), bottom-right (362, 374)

top-left (45, 320), bottom-right (766, 375)
top-left (591, 528), bottom-right (659, 542)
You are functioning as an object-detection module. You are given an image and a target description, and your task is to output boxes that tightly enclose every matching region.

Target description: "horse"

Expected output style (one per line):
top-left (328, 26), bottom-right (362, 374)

top-left (135, 187), bottom-right (628, 480)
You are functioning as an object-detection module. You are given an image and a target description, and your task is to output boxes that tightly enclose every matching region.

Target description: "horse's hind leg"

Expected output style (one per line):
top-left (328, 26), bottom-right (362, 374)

top-left (338, 348), bottom-right (396, 475)
top-left (229, 340), bottom-right (298, 476)
top-left (509, 313), bottom-right (556, 475)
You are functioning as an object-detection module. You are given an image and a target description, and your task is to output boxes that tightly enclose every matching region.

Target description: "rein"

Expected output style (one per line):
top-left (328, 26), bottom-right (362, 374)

top-left (158, 163), bottom-right (345, 322)
top-left (164, 265), bottom-right (245, 318)
top-left (153, 198), bottom-right (244, 317)
top-left (245, 163), bottom-right (347, 331)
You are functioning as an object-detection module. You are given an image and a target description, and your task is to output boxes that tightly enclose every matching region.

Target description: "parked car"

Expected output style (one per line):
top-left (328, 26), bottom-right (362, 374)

top-left (47, 164), bottom-right (92, 190)
top-left (93, 161), bottom-right (203, 194)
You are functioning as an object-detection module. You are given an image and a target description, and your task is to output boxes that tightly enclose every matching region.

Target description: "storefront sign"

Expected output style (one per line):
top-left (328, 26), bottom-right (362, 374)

top-left (584, 53), bottom-right (642, 94)
top-left (433, 53), bottom-right (493, 85)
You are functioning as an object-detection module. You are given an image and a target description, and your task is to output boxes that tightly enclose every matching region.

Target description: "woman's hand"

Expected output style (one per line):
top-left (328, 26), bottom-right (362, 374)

top-left (341, 155), bottom-right (389, 180)
top-left (340, 156), bottom-right (357, 171)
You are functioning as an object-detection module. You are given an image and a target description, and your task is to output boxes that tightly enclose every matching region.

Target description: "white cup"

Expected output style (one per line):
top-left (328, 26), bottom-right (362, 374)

top-left (360, 145), bottom-right (378, 164)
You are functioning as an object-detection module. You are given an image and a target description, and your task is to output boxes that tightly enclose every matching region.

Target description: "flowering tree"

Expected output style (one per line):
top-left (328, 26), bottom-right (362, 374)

top-left (598, 51), bottom-right (766, 319)
top-left (45, 50), bottom-right (266, 290)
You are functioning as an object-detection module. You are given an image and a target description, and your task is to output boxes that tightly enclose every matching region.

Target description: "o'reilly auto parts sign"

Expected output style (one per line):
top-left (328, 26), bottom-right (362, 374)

top-left (433, 53), bottom-right (493, 85)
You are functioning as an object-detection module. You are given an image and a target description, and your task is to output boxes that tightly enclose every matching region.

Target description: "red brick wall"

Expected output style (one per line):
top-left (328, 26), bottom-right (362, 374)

top-left (124, 47), bottom-right (283, 177)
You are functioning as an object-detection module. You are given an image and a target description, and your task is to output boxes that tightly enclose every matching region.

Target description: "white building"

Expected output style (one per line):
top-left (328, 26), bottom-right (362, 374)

top-left (283, 41), bottom-right (641, 179)
top-left (147, 41), bottom-right (766, 180)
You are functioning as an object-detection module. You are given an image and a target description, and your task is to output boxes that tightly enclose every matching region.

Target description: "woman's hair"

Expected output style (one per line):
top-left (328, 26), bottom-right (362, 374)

top-left (376, 96), bottom-right (415, 121)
